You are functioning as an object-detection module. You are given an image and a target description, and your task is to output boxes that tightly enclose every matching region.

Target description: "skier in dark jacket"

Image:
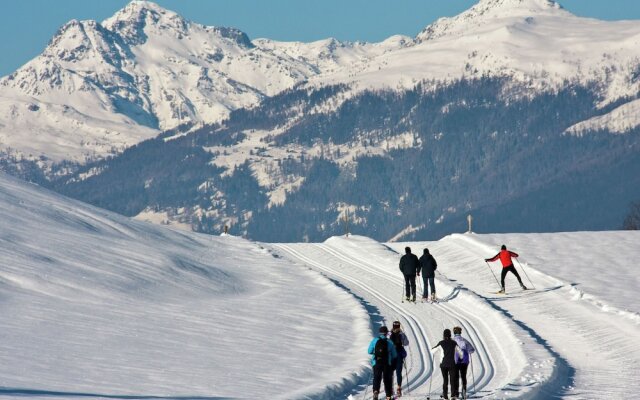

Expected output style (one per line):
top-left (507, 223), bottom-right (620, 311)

top-left (432, 329), bottom-right (462, 399)
top-left (368, 326), bottom-right (398, 400)
top-left (389, 321), bottom-right (409, 397)
top-left (399, 247), bottom-right (419, 302)
top-left (453, 326), bottom-right (476, 399)
top-left (485, 244), bottom-right (527, 293)
top-left (418, 248), bottom-right (438, 301)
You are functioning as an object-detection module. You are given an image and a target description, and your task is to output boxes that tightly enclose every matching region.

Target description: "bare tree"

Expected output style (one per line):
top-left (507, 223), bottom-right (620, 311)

top-left (623, 201), bottom-right (640, 230)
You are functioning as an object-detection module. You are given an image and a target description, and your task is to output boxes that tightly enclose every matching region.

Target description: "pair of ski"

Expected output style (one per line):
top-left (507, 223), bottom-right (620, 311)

top-left (491, 288), bottom-right (534, 295)
top-left (422, 297), bottom-right (438, 304)
top-left (402, 298), bottom-right (438, 304)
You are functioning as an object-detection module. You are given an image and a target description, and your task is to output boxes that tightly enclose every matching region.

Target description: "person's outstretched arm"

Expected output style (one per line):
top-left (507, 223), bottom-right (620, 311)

top-left (485, 253), bottom-right (499, 262)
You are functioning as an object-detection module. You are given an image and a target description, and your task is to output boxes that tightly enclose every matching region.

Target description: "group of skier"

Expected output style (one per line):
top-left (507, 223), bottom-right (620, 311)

top-left (367, 244), bottom-right (528, 399)
top-left (400, 244), bottom-right (527, 299)
top-left (399, 246), bottom-right (438, 302)
top-left (368, 322), bottom-right (476, 400)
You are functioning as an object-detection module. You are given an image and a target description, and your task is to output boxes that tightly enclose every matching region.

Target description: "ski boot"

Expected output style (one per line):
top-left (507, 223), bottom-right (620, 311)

top-left (521, 284), bottom-right (528, 290)
top-left (372, 390), bottom-right (379, 400)
top-left (497, 288), bottom-right (505, 294)
top-left (396, 385), bottom-right (402, 397)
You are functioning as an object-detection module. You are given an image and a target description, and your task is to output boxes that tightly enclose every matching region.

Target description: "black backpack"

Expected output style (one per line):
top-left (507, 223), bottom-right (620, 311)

top-left (390, 331), bottom-right (404, 351)
top-left (374, 337), bottom-right (389, 364)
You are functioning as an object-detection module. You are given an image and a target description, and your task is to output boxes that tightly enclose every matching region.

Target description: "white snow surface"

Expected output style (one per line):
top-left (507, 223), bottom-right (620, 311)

top-left (2, 172), bottom-right (640, 399)
top-left (0, 173), bottom-right (371, 399)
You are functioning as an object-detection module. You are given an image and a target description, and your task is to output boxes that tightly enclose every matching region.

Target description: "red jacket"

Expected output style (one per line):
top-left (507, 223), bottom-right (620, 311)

top-left (487, 250), bottom-right (519, 268)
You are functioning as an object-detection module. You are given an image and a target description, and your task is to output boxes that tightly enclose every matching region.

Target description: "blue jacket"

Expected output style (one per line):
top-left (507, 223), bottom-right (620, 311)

top-left (453, 334), bottom-right (476, 364)
top-left (368, 334), bottom-right (398, 366)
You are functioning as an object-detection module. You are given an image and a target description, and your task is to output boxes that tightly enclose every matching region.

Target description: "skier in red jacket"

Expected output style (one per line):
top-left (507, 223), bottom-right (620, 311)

top-left (485, 245), bottom-right (527, 293)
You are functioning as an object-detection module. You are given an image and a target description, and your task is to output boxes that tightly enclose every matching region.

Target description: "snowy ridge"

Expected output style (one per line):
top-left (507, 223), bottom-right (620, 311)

top-left (566, 98), bottom-right (640, 136)
top-left (315, 0), bottom-right (640, 100)
top-left (417, 0), bottom-right (567, 41)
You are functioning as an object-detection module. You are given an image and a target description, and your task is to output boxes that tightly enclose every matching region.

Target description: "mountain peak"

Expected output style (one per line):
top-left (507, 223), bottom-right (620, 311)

top-left (417, 0), bottom-right (567, 41)
top-left (102, 0), bottom-right (188, 45)
top-left (474, 0), bottom-right (562, 12)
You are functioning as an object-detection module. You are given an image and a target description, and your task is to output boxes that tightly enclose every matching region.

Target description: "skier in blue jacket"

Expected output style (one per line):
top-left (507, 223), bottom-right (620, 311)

top-left (368, 326), bottom-right (398, 400)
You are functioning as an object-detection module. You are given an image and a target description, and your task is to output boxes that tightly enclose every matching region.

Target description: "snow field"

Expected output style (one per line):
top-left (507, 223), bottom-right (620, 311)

top-left (2, 171), bottom-right (640, 399)
top-left (0, 173), bottom-right (371, 399)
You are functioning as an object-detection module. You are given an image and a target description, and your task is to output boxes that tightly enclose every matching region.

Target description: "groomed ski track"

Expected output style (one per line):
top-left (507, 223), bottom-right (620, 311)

top-left (270, 236), bottom-right (557, 399)
top-left (402, 233), bottom-right (640, 399)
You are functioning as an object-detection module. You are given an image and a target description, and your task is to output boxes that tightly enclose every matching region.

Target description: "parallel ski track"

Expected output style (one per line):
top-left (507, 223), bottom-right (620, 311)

top-left (315, 243), bottom-right (499, 397)
top-left (272, 244), bottom-right (432, 392)
top-left (272, 242), bottom-right (503, 398)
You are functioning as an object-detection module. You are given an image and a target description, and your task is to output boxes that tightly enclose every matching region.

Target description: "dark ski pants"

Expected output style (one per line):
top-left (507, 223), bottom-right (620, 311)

top-left (404, 274), bottom-right (416, 298)
top-left (455, 362), bottom-right (469, 395)
top-left (501, 265), bottom-right (524, 289)
top-left (441, 365), bottom-right (459, 398)
top-left (394, 357), bottom-right (404, 388)
top-left (373, 362), bottom-right (394, 397)
top-left (422, 276), bottom-right (435, 297)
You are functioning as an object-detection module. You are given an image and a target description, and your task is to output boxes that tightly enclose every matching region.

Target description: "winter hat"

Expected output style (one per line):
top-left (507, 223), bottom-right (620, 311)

top-left (379, 326), bottom-right (389, 334)
top-left (501, 244), bottom-right (507, 250)
top-left (405, 247), bottom-right (411, 254)
top-left (443, 328), bottom-right (452, 338)
top-left (423, 248), bottom-right (430, 254)
top-left (453, 326), bottom-right (462, 335)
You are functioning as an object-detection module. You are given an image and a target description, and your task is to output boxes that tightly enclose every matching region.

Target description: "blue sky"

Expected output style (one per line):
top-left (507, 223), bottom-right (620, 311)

top-left (1, 0), bottom-right (640, 77)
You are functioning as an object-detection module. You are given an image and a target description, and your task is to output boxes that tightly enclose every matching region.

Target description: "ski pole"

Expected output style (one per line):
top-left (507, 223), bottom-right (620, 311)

top-left (399, 326), bottom-right (410, 395)
top-left (427, 347), bottom-right (437, 400)
top-left (362, 369), bottom-right (372, 400)
top-left (485, 261), bottom-right (502, 290)
top-left (403, 359), bottom-right (409, 394)
top-left (470, 353), bottom-right (476, 399)
top-left (515, 258), bottom-right (536, 289)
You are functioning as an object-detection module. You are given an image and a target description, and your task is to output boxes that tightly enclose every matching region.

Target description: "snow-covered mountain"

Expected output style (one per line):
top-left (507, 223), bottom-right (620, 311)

top-left (3, 0), bottom-right (640, 165)
top-left (315, 0), bottom-right (640, 105)
top-left (0, 1), bottom-right (403, 164)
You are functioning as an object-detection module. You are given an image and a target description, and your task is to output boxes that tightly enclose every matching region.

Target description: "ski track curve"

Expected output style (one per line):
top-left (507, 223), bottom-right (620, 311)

top-left (399, 234), bottom-right (640, 399)
top-left (269, 237), bottom-right (550, 399)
